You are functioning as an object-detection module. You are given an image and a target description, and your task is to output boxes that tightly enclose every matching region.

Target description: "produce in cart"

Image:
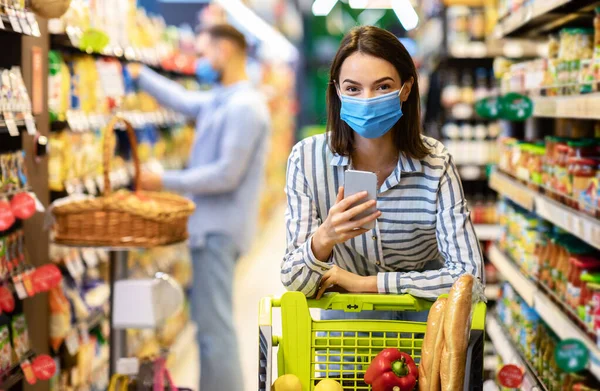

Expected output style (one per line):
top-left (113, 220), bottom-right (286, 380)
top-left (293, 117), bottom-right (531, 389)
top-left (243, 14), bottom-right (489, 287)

top-left (272, 374), bottom-right (302, 391)
top-left (364, 349), bottom-right (418, 391)
top-left (314, 379), bottom-right (343, 391)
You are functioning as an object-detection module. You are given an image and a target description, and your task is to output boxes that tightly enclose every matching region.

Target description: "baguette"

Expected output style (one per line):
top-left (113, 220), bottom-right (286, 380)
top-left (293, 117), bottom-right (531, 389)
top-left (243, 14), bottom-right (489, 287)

top-left (441, 274), bottom-right (475, 391)
top-left (419, 298), bottom-right (447, 391)
top-left (439, 345), bottom-right (450, 389)
top-left (428, 309), bottom-right (446, 391)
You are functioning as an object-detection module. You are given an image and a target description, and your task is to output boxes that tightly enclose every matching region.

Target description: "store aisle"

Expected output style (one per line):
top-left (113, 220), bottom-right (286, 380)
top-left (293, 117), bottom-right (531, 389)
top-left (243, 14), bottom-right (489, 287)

top-left (235, 204), bottom-right (287, 391)
top-left (174, 204), bottom-right (287, 390)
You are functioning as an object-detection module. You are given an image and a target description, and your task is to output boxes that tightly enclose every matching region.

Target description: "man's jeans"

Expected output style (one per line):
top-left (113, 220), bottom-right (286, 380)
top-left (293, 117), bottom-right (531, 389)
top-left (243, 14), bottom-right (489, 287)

top-left (190, 234), bottom-right (242, 391)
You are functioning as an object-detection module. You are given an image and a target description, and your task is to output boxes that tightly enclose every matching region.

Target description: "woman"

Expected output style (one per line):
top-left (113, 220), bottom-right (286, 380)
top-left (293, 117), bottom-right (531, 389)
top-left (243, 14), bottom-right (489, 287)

top-left (281, 26), bottom-right (483, 304)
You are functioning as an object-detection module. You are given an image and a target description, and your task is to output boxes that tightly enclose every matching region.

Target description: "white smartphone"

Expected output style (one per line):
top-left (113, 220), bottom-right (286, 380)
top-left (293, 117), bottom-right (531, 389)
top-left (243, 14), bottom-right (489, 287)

top-left (344, 170), bottom-right (378, 230)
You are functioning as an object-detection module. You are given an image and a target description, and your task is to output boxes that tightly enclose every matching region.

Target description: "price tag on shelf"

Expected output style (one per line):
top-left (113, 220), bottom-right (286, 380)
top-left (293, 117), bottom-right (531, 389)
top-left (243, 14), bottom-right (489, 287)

top-left (6, 8), bottom-right (21, 33)
top-left (23, 112), bottom-right (36, 135)
top-left (73, 250), bottom-right (85, 276)
top-left (65, 329), bottom-right (80, 356)
top-left (84, 177), bottom-right (97, 196)
top-left (79, 323), bottom-right (90, 345)
top-left (17, 10), bottom-right (31, 36)
top-left (3, 112), bottom-right (19, 137)
top-left (26, 12), bottom-right (40, 37)
top-left (497, 364), bottom-right (524, 388)
top-left (81, 248), bottom-right (98, 268)
top-left (555, 339), bottom-right (589, 373)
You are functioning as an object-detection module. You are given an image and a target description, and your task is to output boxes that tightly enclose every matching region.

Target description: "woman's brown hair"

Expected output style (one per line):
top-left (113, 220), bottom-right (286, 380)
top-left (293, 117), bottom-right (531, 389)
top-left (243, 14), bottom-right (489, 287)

top-left (327, 26), bottom-right (429, 160)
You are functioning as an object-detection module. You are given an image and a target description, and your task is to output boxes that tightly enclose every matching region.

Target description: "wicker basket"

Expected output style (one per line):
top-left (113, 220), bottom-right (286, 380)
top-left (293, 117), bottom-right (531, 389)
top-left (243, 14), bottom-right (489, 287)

top-left (51, 116), bottom-right (195, 248)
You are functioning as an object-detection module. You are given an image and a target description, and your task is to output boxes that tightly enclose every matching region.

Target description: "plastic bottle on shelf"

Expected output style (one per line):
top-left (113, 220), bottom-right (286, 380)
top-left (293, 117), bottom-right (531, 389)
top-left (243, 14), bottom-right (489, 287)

top-left (474, 67), bottom-right (489, 102)
top-left (441, 71), bottom-right (461, 109)
top-left (461, 72), bottom-right (475, 105)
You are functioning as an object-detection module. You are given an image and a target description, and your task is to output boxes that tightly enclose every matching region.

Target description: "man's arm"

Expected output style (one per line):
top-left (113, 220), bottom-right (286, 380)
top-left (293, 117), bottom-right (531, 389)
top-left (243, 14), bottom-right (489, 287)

top-left (137, 66), bottom-right (212, 119)
top-left (161, 98), bottom-right (268, 194)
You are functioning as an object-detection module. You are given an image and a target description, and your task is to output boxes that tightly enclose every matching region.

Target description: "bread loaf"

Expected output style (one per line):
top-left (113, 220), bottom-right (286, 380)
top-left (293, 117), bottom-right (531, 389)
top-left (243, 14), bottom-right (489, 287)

top-left (439, 345), bottom-right (450, 390)
top-left (419, 298), bottom-right (447, 391)
top-left (440, 274), bottom-right (475, 391)
top-left (429, 316), bottom-right (445, 391)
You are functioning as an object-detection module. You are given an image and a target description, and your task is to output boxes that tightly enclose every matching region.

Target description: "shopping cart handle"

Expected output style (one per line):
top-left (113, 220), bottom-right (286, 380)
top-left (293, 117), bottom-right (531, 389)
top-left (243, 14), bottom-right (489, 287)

top-left (307, 292), bottom-right (434, 312)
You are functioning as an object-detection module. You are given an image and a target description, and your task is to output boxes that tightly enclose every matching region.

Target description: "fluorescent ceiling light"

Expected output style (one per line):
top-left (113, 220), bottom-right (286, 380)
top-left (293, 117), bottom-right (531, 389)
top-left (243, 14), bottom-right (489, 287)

top-left (215, 0), bottom-right (298, 62)
top-left (350, 0), bottom-right (393, 8)
top-left (392, 0), bottom-right (419, 30)
top-left (312, 0), bottom-right (338, 16)
top-left (349, 0), bottom-right (369, 8)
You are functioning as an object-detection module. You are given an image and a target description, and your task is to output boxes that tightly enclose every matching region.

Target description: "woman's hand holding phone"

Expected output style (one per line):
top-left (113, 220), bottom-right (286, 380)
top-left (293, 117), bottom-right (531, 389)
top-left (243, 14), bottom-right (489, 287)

top-left (312, 187), bottom-right (381, 261)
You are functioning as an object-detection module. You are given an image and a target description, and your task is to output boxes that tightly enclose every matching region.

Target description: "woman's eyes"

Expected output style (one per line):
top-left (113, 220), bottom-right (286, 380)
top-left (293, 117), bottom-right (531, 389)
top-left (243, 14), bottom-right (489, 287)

top-left (378, 84), bottom-right (391, 91)
top-left (345, 86), bottom-right (359, 93)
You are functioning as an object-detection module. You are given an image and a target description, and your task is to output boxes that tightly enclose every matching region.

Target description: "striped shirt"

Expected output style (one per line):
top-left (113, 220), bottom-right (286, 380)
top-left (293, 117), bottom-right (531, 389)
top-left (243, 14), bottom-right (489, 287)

top-left (281, 133), bottom-right (483, 300)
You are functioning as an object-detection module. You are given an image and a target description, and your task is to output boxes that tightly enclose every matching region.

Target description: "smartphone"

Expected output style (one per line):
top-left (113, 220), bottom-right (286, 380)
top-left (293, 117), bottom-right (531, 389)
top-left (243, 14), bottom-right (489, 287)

top-left (344, 170), bottom-right (378, 230)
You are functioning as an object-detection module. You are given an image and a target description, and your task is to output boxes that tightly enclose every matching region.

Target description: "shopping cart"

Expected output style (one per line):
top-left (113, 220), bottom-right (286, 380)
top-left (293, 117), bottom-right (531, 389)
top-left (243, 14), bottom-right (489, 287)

top-left (258, 291), bottom-right (486, 391)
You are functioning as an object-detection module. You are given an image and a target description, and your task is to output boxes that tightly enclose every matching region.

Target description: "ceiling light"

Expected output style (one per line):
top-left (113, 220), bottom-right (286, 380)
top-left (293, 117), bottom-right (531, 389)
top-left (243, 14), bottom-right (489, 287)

top-left (215, 0), bottom-right (298, 62)
top-left (392, 0), bottom-right (419, 31)
top-left (312, 0), bottom-right (338, 16)
top-left (349, 0), bottom-right (369, 8)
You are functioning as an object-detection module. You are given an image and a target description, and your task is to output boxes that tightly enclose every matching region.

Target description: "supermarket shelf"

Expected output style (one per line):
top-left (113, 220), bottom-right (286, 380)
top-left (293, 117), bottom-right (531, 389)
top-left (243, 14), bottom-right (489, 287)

top-left (490, 170), bottom-right (600, 251)
top-left (489, 170), bottom-right (535, 211)
top-left (532, 93), bottom-right (600, 119)
top-left (448, 40), bottom-right (545, 59)
top-left (488, 245), bottom-right (600, 381)
top-left (485, 284), bottom-right (501, 301)
top-left (486, 315), bottom-right (545, 391)
top-left (488, 245), bottom-right (536, 306)
top-left (495, 0), bottom-right (599, 38)
top-left (0, 13), bottom-right (41, 37)
top-left (474, 224), bottom-right (502, 241)
top-left (0, 350), bottom-right (36, 390)
top-left (50, 33), bottom-right (195, 77)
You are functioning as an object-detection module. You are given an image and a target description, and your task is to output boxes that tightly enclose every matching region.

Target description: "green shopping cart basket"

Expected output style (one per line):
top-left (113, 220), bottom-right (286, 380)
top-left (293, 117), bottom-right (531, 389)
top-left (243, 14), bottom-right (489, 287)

top-left (258, 291), bottom-right (486, 391)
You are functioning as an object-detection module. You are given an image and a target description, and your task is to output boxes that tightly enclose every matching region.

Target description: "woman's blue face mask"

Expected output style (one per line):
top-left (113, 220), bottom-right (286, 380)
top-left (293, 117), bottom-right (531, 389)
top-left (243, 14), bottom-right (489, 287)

top-left (338, 84), bottom-right (405, 139)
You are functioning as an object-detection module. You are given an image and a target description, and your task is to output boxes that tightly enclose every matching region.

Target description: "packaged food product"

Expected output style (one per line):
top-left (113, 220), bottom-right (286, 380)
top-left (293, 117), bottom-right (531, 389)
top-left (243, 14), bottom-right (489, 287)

top-left (567, 256), bottom-right (600, 310)
top-left (554, 143), bottom-right (571, 197)
top-left (569, 158), bottom-right (598, 210)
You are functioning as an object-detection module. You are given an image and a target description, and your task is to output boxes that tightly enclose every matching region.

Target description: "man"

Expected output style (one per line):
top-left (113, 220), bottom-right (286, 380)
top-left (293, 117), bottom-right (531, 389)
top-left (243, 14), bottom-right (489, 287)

top-left (129, 24), bottom-right (270, 390)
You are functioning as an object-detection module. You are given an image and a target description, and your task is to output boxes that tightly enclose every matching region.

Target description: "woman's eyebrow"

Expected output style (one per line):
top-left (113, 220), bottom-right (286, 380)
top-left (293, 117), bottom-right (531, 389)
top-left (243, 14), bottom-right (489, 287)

top-left (372, 76), bottom-right (394, 84)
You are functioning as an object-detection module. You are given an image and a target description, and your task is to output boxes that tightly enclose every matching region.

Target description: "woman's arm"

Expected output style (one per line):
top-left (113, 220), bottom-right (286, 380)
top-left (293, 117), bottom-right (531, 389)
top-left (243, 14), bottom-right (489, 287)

top-left (376, 155), bottom-right (484, 299)
top-left (281, 145), bottom-right (333, 297)
top-left (281, 142), bottom-right (381, 297)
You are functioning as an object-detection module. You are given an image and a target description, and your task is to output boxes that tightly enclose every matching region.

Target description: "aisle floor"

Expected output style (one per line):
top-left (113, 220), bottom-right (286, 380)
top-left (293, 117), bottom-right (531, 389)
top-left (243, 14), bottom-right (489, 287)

top-left (174, 205), bottom-right (287, 390)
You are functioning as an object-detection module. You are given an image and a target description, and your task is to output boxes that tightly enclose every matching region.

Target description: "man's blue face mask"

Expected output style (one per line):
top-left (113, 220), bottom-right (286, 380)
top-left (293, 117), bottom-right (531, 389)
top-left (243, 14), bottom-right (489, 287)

top-left (338, 84), bottom-right (406, 139)
top-left (195, 58), bottom-right (221, 85)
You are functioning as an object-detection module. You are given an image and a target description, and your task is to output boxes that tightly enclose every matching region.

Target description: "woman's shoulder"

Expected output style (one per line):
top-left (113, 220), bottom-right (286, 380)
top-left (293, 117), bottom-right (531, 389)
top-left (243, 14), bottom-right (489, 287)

top-left (420, 135), bottom-right (451, 165)
top-left (289, 133), bottom-right (331, 161)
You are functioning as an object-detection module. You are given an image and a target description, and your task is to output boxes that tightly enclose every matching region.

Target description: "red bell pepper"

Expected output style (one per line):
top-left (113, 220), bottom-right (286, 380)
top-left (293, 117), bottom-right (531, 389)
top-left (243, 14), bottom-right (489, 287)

top-left (364, 349), bottom-right (418, 391)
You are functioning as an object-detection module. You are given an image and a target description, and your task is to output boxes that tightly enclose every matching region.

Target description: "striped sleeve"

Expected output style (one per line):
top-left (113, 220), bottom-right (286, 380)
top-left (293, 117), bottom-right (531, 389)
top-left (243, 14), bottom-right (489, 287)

top-left (281, 144), bottom-right (332, 296)
top-left (376, 154), bottom-right (484, 299)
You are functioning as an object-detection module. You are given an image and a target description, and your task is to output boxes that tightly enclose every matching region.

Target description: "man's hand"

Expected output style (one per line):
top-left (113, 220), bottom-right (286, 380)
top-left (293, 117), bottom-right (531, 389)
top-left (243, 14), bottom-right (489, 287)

top-left (316, 265), bottom-right (377, 299)
top-left (139, 171), bottom-right (163, 191)
top-left (128, 63), bottom-right (143, 80)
